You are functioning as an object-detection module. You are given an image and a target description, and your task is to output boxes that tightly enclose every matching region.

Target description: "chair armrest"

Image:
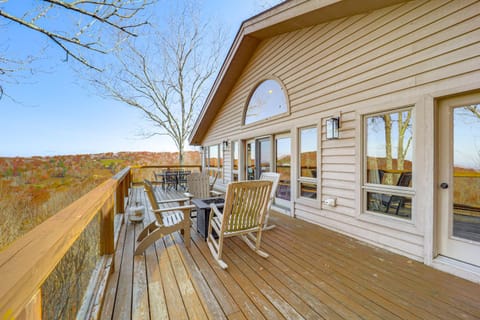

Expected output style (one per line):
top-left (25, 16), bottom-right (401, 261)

top-left (210, 190), bottom-right (223, 197)
top-left (210, 203), bottom-right (223, 220)
top-left (157, 197), bottom-right (190, 205)
top-left (152, 204), bottom-right (196, 213)
top-left (184, 192), bottom-right (194, 200)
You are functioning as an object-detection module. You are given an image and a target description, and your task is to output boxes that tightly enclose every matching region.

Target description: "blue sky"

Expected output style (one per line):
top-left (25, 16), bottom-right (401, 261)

top-left (0, 1), bottom-right (280, 157)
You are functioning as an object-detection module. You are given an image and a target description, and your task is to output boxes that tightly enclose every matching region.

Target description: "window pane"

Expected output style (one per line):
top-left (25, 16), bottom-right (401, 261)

top-left (366, 110), bottom-right (413, 186)
top-left (232, 141), bottom-right (239, 170)
top-left (300, 127), bottom-right (317, 178)
top-left (209, 145), bottom-right (218, 168)
top-left (300, 182), bottom-right (317, 199)
top-left (247, 142), bottom-right (255, 180)
top-left (259, 139), bottom-right (271, 176)
top-left (453, 106), bottom-right (480, 242)
top-left (367, 192), bottom-right (412, 218)
top-left (245, 80), bottom-right (288, 125)
top-left (276, 137), bottom-right (291, 201)
top-left (219, 147), bottom-right (223, 168)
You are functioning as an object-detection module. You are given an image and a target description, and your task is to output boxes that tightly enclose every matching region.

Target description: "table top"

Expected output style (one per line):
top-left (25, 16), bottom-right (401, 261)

top-left (191, 197), bottom-right (224, 210)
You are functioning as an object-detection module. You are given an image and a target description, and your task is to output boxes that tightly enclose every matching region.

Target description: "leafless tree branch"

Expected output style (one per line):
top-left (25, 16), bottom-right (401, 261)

top-left (93, 1), bottom-right (225, 163)
top-left (0, 0), bottom-right (154, 96)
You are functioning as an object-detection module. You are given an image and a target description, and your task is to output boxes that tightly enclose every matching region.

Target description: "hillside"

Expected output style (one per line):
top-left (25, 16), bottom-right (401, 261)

top-left (0, 151), bottom-right (200, 251)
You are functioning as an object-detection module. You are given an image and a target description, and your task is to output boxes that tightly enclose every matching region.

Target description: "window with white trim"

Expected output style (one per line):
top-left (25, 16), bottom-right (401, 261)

top-left (244, 79), bottom-right (288, 125)
top-left (363, 108), bottom-right (414, 219)
top-left (205, 144), bottom-right (223, 180)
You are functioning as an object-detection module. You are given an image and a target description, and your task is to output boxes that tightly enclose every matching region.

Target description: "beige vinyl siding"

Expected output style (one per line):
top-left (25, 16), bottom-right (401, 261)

top-left (201, 0), bottom-right (480, 261)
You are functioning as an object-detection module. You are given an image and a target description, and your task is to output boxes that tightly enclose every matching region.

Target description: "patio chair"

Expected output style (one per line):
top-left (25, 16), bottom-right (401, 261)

top-left (209, 171), bottom-right (219, 191)
top-left (184, 172), bottom-right (222, 219)
top-left (134, 179), bottom-right (194, 255)
top-left (383, 172), bottom-right (412, 215)
top-left (207, 180), bottom-right (272, 269)
top-left (184, 172), bottom-right (222, 200)
top-left (259, 172), bottom-right (280, 230)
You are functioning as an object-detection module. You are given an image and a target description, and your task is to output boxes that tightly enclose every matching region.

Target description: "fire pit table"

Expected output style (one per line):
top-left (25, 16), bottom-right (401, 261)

top-left (191, 197), bottom-right (224, 239)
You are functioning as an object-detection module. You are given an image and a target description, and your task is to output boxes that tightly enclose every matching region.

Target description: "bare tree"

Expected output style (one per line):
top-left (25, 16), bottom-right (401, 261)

top-left (0, 0), bottom-right (152, 98)
top-left (466, 105), bottom-right (480, 119)
top-left (94, 2), bottom-right (224, 164)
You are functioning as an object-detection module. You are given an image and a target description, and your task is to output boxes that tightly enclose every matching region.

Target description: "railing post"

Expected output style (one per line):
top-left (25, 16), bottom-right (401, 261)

top-left (17, 289), bottom-right (42, 320)
top-left (116, 181), bottom-right (125, 214)
top-left (100, 195), bottom-right (115, 270)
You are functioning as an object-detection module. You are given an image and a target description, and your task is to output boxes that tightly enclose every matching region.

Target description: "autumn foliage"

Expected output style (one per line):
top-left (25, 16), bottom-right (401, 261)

top-left (0, 151), bottom-right (200, 251)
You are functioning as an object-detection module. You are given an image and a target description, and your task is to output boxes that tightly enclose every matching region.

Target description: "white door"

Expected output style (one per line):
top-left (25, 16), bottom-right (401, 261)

top-left (438, 93), bottom-right (480, 266)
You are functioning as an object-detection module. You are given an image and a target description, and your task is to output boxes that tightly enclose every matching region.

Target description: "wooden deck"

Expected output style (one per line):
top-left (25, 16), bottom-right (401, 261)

top-left (100, 186), bottom-right (480, 320)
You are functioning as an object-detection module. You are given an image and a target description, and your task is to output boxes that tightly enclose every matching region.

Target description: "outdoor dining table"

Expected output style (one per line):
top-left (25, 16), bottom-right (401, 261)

top-left (154, 170), bottom-right (191, 190)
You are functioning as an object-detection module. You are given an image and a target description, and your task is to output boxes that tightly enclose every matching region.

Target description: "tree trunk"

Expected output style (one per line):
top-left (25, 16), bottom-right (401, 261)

top-left (384, 115), bottom-right (393, 184)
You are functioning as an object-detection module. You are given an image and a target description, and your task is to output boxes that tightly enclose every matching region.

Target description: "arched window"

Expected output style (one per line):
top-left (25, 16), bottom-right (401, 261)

top-left (244, 79), bottom-right (288, 125)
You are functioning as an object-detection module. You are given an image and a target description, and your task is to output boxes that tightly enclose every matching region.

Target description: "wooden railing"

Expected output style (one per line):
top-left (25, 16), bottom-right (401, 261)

top-left (0, 167), bottom-right (132, 320)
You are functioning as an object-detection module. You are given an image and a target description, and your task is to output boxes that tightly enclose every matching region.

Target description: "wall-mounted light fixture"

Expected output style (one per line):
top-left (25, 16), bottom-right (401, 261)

top-left (199, 146), bottom-right (204, 152)
top-left (223, 140), bottom-right (229, 150)
top-left (326, 117), bottom-right (340, 139)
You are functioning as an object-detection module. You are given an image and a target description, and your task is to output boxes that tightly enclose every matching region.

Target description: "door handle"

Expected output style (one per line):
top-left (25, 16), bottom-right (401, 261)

top-left (440, 182), bottom-right (448, 189)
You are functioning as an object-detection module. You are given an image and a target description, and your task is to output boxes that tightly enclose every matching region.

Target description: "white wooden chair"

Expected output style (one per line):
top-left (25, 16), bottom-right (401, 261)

top-left (134, 180), bottom-right (194, 255)
top-left (207, 180), bottom-right (272, 269)
top-left (259, 172), bottom-right (280, 230)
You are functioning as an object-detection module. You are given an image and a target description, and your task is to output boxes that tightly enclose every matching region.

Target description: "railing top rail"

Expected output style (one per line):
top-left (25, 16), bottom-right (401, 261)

top-left (113, 166), bottom-right (131, 180)
top-left (0, 167), bottom-right (130, 319)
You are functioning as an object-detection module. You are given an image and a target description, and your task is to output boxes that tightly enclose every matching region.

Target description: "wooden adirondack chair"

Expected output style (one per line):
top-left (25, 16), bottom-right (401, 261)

top-left (184, 172), bottom-right (221, 199)
top-left (259, 172), bottom-right (280, 230)
top-left (207, 180), bottom-right (272, 269)
top-left (134, 180), bottom-right (194, 255)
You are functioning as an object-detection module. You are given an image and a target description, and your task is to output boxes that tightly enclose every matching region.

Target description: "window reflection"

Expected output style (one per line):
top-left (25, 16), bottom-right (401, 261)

top-left (245, 80), bottom-right (288, 125)
top-left (300, 127), bottom-right (317, 178)
top-left (259, 139), bottom-right (271, 176)
top-left (232, 141), bottom-right (239, 181)
top-left (209, 145), bottom-right (218, 168)
top-left (366, 110), bottom-right (413, 187)
top-left (364, 108), bottom-right (413, 219)
top-left (247, 142), bottom-right (255, 180)
top-left (276, 137), bottom-right (291, 201)
top-left (452, 105), bottom-right (480, 241)
top-left (299, 126), bottom-right (317, 200)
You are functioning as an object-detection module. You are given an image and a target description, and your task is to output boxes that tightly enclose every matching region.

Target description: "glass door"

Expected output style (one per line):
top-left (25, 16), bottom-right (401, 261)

top-left (438, 93), bottom-right (480, 266)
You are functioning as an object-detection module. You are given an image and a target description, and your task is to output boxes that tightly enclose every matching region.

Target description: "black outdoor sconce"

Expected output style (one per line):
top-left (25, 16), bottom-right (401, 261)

top-left (222, 140), bottom-right (230, 150)
top-left (326, 117), bottom-right (340, 139)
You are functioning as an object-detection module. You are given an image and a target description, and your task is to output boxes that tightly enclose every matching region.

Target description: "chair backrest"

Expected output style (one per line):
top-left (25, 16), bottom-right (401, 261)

top-left (397, 172), bottom-right (412, 187)
top-left (221, 180), bottom-right (272, 233)
top-left (209, 172), bottom-right (218, 191)
top-left (187, 172), bottom-right (211, 198)
top-left (260, 172), bottom-right (280, 208)
top-left (143, 179), bottom-right (160, 212)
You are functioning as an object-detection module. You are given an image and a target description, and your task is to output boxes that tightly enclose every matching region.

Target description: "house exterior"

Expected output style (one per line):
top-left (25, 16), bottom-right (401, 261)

top-left (189, 0), bottom-right (480, 282)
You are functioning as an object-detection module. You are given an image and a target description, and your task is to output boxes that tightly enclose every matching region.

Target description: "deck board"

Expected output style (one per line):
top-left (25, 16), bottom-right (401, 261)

top-left (100, 186), bottom-right (480, 320)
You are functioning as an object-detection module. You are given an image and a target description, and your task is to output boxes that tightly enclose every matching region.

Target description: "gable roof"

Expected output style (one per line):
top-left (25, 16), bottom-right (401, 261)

top-left (189, 0), bottom-right (406, 145)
